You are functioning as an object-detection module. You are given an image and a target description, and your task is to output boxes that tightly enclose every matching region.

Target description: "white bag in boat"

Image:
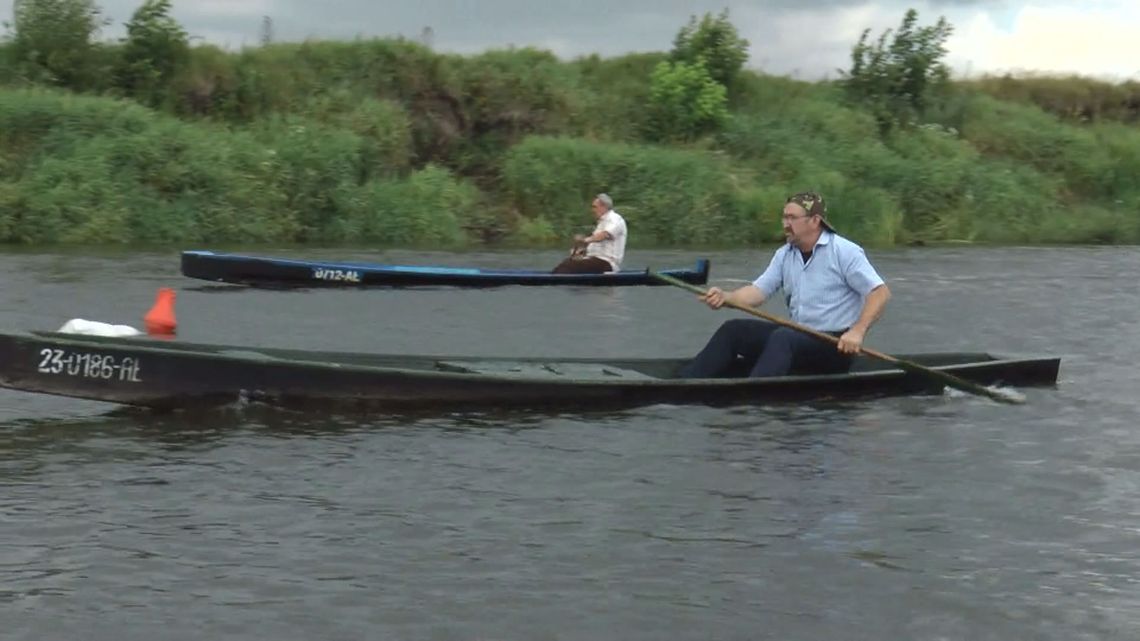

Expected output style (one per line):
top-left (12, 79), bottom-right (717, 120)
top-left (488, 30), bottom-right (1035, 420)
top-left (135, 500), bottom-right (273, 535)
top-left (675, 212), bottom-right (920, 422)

top-left (57, 318), bottom-right (143, 337)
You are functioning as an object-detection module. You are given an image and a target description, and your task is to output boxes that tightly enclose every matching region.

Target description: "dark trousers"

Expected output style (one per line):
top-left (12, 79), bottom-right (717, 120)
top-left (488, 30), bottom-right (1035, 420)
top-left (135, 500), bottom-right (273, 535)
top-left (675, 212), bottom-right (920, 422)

top-left (552, 256), bottom-right (612, 274)
top-left (678, 318), bottom-right (853, 378)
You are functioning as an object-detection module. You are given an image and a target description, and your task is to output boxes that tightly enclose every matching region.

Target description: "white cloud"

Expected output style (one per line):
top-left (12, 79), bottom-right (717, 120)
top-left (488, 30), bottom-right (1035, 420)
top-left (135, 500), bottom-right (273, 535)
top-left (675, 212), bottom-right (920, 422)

top-left (179, 0), bottom-right (274, 18)
top-left (945, 3), bottom-right (1140, 80)
top-left (730, 3), bottom-right (932, 78)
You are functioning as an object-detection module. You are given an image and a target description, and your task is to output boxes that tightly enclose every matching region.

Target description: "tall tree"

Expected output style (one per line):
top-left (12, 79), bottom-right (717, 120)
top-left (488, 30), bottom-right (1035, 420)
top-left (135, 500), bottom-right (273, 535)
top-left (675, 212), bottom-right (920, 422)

top-left (841, 8), bottom-right (954, 135)
top-left (669, 9), bottom-right (750, 90)
top-left (7, 0), bottom-right (107, 88)
top-left (115, 0), bottom-right (190, 107)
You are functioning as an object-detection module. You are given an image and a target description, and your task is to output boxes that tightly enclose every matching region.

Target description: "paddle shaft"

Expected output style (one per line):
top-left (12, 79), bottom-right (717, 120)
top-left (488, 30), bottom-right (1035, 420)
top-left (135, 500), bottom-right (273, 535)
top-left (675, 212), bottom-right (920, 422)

top-left (652, 272), bottom-right (1024, 405)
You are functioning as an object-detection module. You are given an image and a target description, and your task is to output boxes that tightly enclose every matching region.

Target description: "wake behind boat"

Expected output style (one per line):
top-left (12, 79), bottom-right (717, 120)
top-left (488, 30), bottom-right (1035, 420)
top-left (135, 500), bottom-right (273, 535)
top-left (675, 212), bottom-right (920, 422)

top-left (0, 331), bottom-right (1060, 412)
top-left (180, 250), bottom-right (711, 288)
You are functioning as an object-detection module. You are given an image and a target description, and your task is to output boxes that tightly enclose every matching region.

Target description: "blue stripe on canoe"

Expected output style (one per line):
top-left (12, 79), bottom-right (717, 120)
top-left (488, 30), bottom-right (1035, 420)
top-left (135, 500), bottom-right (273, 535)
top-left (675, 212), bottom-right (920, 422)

top-left (383, 265), bottom-right (484, 275)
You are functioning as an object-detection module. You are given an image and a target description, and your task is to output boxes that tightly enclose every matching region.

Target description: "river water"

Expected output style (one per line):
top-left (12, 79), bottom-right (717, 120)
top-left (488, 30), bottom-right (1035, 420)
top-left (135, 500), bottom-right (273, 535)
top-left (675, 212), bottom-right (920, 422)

top-left (1, 246), bottom-right (1137, 640)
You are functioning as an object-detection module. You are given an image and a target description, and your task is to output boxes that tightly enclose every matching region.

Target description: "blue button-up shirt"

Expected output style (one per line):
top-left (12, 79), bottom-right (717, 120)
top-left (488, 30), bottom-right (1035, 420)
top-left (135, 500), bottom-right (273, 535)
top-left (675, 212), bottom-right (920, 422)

top-left (752, 231), bottom-right (885, 332)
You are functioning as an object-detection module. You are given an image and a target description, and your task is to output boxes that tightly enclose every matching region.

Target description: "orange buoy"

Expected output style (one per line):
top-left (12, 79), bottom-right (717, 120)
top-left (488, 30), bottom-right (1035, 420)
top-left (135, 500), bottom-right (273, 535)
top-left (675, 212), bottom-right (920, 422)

top-left (144, 287), bottom-right (177, 336)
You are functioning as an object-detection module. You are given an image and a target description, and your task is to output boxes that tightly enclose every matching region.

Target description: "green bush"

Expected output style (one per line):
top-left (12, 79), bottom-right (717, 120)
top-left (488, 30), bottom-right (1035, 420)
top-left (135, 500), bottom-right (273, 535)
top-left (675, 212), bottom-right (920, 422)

top-left (961, 160), bottom-right (1067, 243)
top-left (247, 116), bottom-right (370, 240)
top-left (718, 99), bottom-right (883, 179)
top-left (332, 165), bottom-right (475, 244)
top-left (0, 120), bottom-right (296, 243)
top-left (645, 59), bottom-right (728, 142)
top-left (960, 95), bottom-right (1118, 196)
top-left (444, 48), bottom-right (580, 178)
top-left (669, 9), bottom-right (749, 89)
top-left (717, 104), bottom-right (904, 243)
top-left (569, 52), bottom-right (664, 141)
top-left (1094, 122), bottom-right (1140, 201)
top-left (0, 88), bottom-right (161, 173)
top-left (114, 0), bottom-right (190, 108)
top-left (6, 0), bottom-right (108, 90)
top-left (963, 73), bottom-right (1140, 124)
top-left (0, 89), bottom-right (434, 245)
top-left (0, 42), bottom-right (17, 85)
top-left (717, 98), bottom-right (1091, 244)
top-left (841, 8), bottom-right (953, 135)
top-left (501, 136), bottom-right (748, 245)
top-left (161, 40), bottom-right (576, 176)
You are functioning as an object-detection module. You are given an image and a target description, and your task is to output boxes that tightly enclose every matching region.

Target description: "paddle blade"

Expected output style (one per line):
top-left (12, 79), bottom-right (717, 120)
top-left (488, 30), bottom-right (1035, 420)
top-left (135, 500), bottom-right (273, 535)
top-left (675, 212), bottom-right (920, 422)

top-left (892, 358), bottom-right (1027, 405)
top-left (943, 384), bottom-right (1027, 405)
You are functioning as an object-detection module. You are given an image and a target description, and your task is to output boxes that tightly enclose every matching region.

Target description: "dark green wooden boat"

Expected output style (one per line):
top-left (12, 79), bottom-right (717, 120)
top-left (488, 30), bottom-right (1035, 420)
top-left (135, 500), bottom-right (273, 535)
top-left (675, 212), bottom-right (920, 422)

top-left (0, 331), bottom-right (1060, 412)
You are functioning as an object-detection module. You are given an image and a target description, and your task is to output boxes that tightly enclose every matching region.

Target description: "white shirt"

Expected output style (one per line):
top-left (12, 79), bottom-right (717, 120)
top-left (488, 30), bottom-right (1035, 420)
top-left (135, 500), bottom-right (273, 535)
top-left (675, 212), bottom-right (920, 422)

top-left (586, 210), bottom-right (627, 270)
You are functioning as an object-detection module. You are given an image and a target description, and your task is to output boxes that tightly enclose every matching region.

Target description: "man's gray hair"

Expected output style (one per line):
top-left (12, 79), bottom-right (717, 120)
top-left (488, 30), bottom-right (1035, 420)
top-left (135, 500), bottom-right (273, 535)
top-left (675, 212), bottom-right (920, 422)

top-left (594, 193), bottom-right (613, 209)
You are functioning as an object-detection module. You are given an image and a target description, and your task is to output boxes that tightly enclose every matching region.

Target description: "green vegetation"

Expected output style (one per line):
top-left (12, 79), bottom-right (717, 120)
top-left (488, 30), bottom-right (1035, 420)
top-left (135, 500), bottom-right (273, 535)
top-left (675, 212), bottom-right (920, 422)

top-left (840, 8), bottom-right (953, 136)
top-left (0, 1), bottom-right (1137, 247)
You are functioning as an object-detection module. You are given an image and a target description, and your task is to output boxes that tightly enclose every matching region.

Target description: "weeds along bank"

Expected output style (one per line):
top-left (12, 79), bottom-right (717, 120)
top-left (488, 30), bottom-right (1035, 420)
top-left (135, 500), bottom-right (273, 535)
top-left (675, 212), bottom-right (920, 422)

top-left (1, 3), bottom-right (1137, 246)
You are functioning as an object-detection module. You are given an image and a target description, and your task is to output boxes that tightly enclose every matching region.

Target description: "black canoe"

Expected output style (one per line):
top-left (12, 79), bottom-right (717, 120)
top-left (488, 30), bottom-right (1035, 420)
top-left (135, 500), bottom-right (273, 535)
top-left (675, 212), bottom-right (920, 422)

top-left (180, 250), bottom-right (711, 288)
top-left (0, 331), bottom-right (1060, 412)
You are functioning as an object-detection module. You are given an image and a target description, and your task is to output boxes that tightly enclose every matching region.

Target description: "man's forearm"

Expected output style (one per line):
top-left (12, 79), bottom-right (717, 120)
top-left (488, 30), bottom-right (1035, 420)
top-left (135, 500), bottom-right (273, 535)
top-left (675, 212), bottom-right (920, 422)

top-left (726, 285), bottom-right (766, 308)
top-left (852, 285), bottom-right (891, 333)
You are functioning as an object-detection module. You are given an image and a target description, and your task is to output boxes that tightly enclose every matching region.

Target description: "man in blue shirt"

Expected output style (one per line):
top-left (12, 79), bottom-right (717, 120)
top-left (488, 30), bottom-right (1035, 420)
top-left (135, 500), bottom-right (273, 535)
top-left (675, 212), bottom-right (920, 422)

top-left (679, 192), bottom-right (891, 378)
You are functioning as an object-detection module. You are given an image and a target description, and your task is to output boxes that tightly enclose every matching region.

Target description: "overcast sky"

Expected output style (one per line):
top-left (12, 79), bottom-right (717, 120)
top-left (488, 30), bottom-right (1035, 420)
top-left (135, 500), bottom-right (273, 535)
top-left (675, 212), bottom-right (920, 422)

top-left (2, 0), bottom-right (1137, 80)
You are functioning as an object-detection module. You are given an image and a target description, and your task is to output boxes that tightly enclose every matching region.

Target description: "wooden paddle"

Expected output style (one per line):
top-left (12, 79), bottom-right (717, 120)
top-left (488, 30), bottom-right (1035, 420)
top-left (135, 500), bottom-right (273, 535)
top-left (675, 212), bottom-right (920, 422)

top-left (652, 272), bottom-right (1026, 405)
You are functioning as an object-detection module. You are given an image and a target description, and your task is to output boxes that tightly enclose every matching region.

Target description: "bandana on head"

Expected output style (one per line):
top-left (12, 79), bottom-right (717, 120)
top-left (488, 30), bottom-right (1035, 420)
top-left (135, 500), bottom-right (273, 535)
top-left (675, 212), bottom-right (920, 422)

top-left (786, 192), bottom-right (833, 231)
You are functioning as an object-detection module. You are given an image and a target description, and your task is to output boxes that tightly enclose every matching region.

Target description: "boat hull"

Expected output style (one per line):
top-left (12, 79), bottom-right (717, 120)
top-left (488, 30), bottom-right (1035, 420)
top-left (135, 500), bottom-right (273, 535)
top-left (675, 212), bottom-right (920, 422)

top-left (180, 251), bottom-right (711, 288)
top-left (0, 332), bottom-right (1061, 412)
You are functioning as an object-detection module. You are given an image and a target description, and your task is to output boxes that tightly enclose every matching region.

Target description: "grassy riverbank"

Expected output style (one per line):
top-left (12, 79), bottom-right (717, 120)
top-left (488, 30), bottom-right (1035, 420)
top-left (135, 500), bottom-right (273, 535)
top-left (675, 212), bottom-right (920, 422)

top-left (1, 4), bottom-right (1137, 247)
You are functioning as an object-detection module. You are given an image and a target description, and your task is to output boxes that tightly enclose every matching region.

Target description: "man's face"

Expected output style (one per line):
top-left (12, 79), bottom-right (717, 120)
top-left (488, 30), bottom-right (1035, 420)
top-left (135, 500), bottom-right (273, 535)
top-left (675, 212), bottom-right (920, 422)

top-left (591, 199), bottom-right (607, 218)
top-left (782, 202), bottom-right (817, 244)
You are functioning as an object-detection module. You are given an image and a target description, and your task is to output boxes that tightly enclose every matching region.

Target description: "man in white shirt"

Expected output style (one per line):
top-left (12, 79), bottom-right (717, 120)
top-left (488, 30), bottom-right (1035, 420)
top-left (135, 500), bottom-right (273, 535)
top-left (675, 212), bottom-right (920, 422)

top-left (552, 193), bottom-right (627, 274)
